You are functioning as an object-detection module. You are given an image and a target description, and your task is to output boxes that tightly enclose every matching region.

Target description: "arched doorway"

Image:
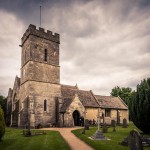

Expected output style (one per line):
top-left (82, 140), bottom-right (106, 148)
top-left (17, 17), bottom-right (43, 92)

top-left (73, 110), bottom-right (80, 126)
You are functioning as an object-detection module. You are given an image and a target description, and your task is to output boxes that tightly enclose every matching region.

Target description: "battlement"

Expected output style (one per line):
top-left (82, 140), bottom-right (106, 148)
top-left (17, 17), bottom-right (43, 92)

top-left (21, 24), bottom-right (60, 45)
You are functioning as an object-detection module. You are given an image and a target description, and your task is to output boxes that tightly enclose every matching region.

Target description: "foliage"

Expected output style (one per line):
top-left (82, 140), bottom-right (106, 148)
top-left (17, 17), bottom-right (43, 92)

top-left (0, 106), bottom-right (5, 141)
top-left (129, 78), bottom-right (150, 134)
top-left (0, 128), bottom-right (71, 150)
top-left (72, 122), bottom-right (150, 150)
top-left (111, 86), bottom-right (132, 105)
top-left (0, 95), bottom-right (7, 119)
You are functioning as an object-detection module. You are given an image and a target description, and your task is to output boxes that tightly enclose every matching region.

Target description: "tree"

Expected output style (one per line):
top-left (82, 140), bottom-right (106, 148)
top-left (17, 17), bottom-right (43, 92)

top-left (129, 78), bottom-right (150, 133)
top-left (0, 95), bottom-right (7, 119)
top-left (111, 86), bottom-right (132, 105)
top-left (0, 106), bottom-right (5, 141)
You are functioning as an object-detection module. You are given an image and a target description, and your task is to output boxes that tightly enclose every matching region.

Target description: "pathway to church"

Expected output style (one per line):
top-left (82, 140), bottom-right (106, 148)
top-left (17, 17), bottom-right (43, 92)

top-left (41, 127), bottom-right (94, 150)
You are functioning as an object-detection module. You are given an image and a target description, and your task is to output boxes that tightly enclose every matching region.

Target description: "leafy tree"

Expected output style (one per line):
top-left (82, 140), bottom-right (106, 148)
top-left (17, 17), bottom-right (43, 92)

top-left (111, 86), bottom-right (132, 105)
top-left (129, 78), bottom-right (150, 133)
top-left (0, 106), bottom-right (5, 141)
top-left (0, 95), bottom-right (7, 119)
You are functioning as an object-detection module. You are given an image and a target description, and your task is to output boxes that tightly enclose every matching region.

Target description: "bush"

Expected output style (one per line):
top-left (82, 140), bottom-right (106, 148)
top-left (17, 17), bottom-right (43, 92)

top-left (129, 78), bottom-right (150, 133)
top-left (0, 106), bottom-right (5, 141)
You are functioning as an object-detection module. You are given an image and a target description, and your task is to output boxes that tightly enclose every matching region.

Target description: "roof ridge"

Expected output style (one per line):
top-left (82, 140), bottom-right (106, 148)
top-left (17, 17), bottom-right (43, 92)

top-left (61, 84), bottom-right (78, 89)
top-left (95, 95), bottom-right (113, 97)
top-left (117, 96), bottom-right (128, 108)
top-left (90, 90), bottom-right (100, 107)
top-left (78, 89), bottom-right (91, 92)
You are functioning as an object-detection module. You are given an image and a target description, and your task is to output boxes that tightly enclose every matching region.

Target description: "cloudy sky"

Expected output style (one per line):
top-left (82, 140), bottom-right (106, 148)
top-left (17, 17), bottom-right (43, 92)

top-left (0, 0), bottom-right (150, 97)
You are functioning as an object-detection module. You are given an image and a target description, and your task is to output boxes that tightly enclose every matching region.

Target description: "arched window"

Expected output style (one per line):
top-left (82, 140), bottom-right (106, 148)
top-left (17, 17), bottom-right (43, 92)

top-left (44, 49), bottom-right (47, 61)
top-left (44, 99), bottom-right (47, 111)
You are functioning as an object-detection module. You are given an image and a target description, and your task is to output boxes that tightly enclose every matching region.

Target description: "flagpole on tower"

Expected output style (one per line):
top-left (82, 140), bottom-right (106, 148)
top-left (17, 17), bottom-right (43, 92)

top-left (40, 0), bottom-right (45, 27)
top-left (40, 5), bottom-right (42, 27)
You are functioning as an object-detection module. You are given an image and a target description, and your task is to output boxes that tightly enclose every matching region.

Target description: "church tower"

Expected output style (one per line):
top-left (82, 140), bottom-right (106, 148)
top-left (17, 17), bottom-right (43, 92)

top-left (19, 24), bottom-right (61, 127)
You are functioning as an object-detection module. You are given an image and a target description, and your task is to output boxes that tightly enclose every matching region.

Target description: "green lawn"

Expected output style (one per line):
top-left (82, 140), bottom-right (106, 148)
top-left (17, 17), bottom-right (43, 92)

top-left (72, 123), bottom-right (150, 150)
top-left (0, 128), bottom-right (71, 150)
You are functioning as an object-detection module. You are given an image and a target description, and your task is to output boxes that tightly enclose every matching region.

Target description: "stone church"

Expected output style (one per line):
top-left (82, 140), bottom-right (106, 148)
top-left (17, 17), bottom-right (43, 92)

top-left (7, 24), bottom-right (128, 128)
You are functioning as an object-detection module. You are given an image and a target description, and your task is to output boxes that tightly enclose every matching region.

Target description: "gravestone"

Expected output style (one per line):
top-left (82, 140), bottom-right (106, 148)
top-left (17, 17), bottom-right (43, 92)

top-left (123, 118), bottom-right (127, 128)
top-left (84, 119), bottom-right (89, 130)
top-left (111, 120), bottom-right (116, 132)
top-left (111, 120), bottom-right (115, 126)
top-left (81, 127), bottom-right (85, 134)
top-left (102, 123), bottom-right (108, 133)
top-left (128, 129), bottom-right (143, 150)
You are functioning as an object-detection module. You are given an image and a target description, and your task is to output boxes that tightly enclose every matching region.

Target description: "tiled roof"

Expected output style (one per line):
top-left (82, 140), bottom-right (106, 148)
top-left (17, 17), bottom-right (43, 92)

top-left (60, 98), bottom-right (73, 113)
top-left (95, 95), bottom-right (128, 110)
top-left (60, 85), bottom-right (128, 112)
top-left (60, 84), bottom-right (77, 113)
top-left (77, 90), bottom-right (99, 108)
top-left (60, 85), bottom-right (99, 112)
top-left (61, 84), bottom-right (78, 98)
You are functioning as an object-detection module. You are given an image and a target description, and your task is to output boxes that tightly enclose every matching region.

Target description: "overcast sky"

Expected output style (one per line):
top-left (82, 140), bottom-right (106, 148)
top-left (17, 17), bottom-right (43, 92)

top-left (0, 0), bottom-right (150, 97)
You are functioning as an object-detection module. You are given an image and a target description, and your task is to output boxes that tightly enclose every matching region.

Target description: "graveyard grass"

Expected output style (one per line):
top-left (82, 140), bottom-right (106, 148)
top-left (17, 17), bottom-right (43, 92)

top-left (72, 122), bottom-right (150, 150)
top-left (0, 128), bottom-right (71, 150)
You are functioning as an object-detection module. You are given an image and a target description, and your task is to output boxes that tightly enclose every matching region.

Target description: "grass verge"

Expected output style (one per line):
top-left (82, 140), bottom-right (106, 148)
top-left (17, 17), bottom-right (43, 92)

top-left (0, 128), bottom-right (71, 150)
top-left (72, 122), bottom-right (150, 150)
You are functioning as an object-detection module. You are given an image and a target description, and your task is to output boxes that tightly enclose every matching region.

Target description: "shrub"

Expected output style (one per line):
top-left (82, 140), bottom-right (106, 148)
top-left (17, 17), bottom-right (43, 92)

top-left (0, 106), bottom-right (5, 141)
top-left (129, 78), bottom-right (150, 133)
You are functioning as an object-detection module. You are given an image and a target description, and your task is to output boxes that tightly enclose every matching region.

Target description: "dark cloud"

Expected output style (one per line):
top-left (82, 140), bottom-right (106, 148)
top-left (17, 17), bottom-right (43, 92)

top-left (0, 0), bottom-right (150, 96)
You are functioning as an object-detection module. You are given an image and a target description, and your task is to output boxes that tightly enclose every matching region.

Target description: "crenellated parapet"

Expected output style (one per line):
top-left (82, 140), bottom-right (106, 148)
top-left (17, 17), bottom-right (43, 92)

top-left (21, 24), bottom-right (60, 45)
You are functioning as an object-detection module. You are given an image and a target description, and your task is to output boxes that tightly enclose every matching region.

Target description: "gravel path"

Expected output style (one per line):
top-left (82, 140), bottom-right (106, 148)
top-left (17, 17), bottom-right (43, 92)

top-left (41, 127), bottom-right (94, 150)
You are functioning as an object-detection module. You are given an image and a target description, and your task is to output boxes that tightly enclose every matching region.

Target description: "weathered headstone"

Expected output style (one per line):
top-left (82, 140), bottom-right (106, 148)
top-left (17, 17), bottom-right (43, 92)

top-left (81, 127), bottom-right (85, 134)
top-left (123, 118), bottom-right (127, 128)
top-left (102, 123), bottom-right (108, 133)
top-left (84, 119), bottom-right (89, 130)
top-left (111, 120), bottom-right (115, 126)
top-left (128, 129), bottom-right (143, 150)
top-left (111, 120), bottom-right (116, 132)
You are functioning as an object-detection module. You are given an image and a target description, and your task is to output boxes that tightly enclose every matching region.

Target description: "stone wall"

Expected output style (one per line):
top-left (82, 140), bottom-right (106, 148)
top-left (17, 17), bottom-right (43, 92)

top-left (64, 95), bottom-right (85, 127)
top-left (86, 108), bottom-right (99, 121)
top-left (100, 108), bottom-right (129, 125)
top-left (19, 81), bottom-right (61, 127)
top-left (21, 61), bottom-right (60, 84)
top-left (17, 24), bottom-right (61, 127)
top-left (120, 109), bottom-right (129, 123)
top-left (22, 25), bottom-right (59, 66)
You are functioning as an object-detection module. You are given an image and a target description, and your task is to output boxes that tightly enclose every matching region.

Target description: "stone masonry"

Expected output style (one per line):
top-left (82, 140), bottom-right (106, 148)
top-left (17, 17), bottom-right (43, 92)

top-left (7, 24), bottom-right (128, 128)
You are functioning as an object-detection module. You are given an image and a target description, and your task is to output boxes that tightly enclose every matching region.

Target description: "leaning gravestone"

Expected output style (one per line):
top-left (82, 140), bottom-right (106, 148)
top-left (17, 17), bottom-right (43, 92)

top-left (123, 118), bottom-right (127, 128)
top-left (111, 120), bottom-right (116, 132)
top-left (128, 129), bottom-right (143, 150)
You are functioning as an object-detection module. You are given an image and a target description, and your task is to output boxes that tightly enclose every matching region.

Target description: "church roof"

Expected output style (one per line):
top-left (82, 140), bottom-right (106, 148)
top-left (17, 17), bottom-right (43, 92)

top-left (77, 90), bottom-right (99, 108)
top-left (60, 85), bottom-right (99, 112)
top-left (59, 98), bottom-right (73, 113)
top-left (61, 84), bottom-right (78, 98)
top-left (95, 95), bottom-right (128, 110)
top-left (60, 84), bottom-right (77, 113)
top-left (60, 85), bottom-right (128, 112)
